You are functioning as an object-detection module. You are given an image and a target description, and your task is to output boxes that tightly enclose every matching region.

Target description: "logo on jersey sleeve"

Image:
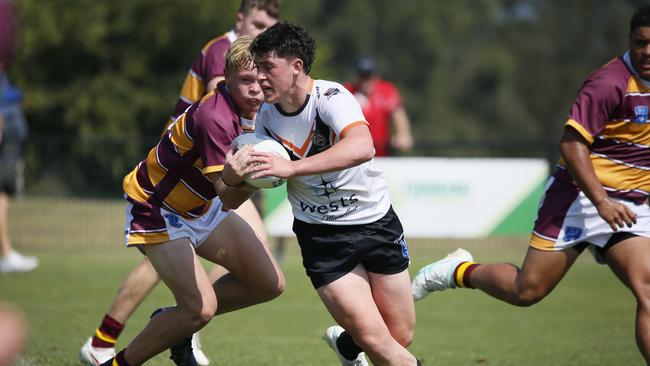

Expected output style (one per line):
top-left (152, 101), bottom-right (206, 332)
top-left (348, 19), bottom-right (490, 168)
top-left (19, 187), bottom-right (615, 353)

top-left (323, 88), bottom-right (341, 99)
top-left (634, 105), bottom-right (648, 124)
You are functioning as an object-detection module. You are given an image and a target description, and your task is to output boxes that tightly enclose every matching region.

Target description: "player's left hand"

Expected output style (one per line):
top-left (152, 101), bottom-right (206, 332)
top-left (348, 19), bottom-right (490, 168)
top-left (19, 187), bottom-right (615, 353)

top-left (595, 197), bottom-right (637, 231)
top-left (247, 150), bottom-right (295, 179)
top-left (222, 145), bottom-right (254, 185)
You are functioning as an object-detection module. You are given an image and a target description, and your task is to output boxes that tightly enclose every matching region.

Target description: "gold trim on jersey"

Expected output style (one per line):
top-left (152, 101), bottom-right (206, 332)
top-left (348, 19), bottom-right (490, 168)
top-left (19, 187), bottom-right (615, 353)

top-left (626, 75), bottom-right (650, 94)
top-left (600, 120), bottom-right (650, 145)
top-left (565, 119), bottom-right (594, 144)
top-left (198, 89), bottom-right (218, 108)
top-left (592, 156), bottom-right (650, 192)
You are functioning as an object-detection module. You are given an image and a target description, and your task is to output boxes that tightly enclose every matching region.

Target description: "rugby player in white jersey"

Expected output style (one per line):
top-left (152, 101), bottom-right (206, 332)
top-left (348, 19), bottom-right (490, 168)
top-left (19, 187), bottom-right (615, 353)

top-left (234, 22), bottom-right (422, 366)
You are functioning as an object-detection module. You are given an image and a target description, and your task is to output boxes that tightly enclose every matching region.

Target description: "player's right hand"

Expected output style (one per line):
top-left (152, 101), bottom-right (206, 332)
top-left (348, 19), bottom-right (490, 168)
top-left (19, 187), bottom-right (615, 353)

top-left (595, 198), bottom-right (637, 231)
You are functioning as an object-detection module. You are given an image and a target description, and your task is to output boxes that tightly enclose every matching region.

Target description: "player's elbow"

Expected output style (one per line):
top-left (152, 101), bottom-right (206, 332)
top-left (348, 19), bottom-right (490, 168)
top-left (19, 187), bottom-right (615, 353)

top-left (221, 197), bottom-right (244, 211)
top-left (355, 140), bottom-right (375, 163)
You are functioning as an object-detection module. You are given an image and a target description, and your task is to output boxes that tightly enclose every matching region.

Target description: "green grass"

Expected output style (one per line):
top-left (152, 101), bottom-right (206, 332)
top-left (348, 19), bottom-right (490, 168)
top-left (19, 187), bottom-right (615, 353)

top-left (0, 197), bottom-right (643, 365)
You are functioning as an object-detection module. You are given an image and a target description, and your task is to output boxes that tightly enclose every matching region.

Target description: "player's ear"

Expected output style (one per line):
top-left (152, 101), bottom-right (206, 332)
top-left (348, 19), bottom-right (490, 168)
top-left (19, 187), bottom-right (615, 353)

top-left (292, 58), bottom-right (304, 76)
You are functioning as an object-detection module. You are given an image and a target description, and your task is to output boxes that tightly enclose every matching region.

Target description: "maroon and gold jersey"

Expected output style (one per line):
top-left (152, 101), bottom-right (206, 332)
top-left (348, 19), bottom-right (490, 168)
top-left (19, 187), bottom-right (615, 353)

top-left (169, 31), bottom-right (236, 121)
top-left (124, 82), bottom-right (243, 218)
top-left (561, 52), bottom-right (650, 204)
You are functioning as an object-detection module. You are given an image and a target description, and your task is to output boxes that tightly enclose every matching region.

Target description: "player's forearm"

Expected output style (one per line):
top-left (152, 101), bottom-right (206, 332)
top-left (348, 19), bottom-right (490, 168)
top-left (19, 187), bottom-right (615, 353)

top-left (292, 133), bottom-right (374, 176)
top-left (211, 172), bottom-right (256, 209)
top-left (392, 107), bottom-right (412, 136)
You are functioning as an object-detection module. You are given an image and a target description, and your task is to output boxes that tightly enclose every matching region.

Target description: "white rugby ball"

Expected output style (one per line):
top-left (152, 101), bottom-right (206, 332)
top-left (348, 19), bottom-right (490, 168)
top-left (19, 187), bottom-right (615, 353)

top-left (232, 133), bottom-right (290, 189)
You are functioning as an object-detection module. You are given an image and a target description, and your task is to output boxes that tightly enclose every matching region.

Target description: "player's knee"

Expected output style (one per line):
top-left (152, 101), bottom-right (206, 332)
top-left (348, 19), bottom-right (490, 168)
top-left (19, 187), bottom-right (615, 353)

top-left (192, 303), bottom-right (216, 327)
top-left (258, 271), bottom-right (286, 301)
top-left (512, 287), bottom-right (547, 307)
top-left (352, 330), bottom-right (394, 357)
top-left (383, 319), bottom-right (414, 348)
top-left (629, 279), bottom-right (650, 307)
top-left (182, 295), bottom-right (217, 327)
top-left (392, 328), bottom-right (414, 348)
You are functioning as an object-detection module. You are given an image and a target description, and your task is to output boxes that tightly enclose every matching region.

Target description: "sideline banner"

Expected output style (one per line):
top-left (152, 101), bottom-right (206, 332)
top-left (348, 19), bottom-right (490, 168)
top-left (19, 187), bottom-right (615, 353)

top-left (263, 157), bottom-right (549, 238)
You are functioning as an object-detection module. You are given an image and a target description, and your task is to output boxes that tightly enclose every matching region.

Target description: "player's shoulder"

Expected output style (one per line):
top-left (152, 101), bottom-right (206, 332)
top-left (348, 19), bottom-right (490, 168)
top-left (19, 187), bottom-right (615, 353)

top-left (201, 31), bottom-right (234, 55)
top-left (194, 86), bottom-right (238, 123)
top-left (585, 56), bottom-right (631, 88)
top-left (313, 79), bottom-right (353, 103)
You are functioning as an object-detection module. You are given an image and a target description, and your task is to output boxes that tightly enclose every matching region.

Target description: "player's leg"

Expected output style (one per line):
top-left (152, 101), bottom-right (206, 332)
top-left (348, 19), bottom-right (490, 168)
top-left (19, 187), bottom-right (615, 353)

top-left (367, 269), bottom-right (415, 348)
top-left (107, 256), bottom-right (160, 323)
top-left (317, 265), bottom-right (418, 366)
top-left (80, 257), bottom-right (160, 365)
top-left (196, 209), bottom-right (284, 315)
top-left (604, 234), bottom-right (650, 363)
top-left (187, 200), bottom-right (274, 366)
top-left (205, 199), bottom-right (268, 283)
top-left (414, 176), bottom-right (585, 304)
top-left (119, 239), bottom-right (216, 365)
top-left (468, 247), bottom-right (581, 306)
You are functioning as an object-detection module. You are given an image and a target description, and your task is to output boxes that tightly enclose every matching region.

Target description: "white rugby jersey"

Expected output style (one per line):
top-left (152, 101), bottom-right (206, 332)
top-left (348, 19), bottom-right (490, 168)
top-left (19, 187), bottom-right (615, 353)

top-left (255, 78), bottom-right (391, 225)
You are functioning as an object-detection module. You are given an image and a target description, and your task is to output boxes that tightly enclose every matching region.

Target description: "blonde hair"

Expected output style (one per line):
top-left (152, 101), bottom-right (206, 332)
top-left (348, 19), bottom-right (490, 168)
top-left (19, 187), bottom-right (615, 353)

top-left (225, 35), bottom-right (255, 75)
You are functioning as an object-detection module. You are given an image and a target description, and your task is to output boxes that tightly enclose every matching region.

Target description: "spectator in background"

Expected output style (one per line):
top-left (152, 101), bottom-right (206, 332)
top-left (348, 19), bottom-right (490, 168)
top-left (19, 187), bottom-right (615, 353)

top-left (79, 1), bottom-right (279, 365)
top-left (0, 0), bottom-right (37, 274)
top-left (345, 57), bottom-right (414, 156)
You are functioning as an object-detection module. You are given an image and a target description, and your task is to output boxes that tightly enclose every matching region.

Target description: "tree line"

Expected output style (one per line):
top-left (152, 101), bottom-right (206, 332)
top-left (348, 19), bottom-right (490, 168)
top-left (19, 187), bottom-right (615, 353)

top-left (7, 0), bottom-right (645, 196)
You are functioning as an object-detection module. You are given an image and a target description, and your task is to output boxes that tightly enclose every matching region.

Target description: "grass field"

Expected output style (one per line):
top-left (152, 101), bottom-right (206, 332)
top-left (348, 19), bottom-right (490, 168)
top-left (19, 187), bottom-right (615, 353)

top-left (0, 197), bottom-right (644, 365)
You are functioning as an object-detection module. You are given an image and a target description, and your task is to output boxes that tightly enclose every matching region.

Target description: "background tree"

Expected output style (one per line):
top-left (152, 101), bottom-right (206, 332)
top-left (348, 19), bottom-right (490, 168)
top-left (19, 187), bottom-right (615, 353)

top-left (6, 0), bottom-right (646, 196)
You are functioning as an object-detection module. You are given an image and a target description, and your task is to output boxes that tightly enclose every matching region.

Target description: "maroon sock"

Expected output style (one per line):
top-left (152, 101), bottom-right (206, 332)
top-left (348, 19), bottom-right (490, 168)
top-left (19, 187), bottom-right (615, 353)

top-left (91, 314), bottom-right (124, 348)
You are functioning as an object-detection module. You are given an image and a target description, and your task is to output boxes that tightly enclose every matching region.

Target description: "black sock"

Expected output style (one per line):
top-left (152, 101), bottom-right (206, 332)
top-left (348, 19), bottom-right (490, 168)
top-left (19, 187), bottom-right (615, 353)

top-left (417, 359), bottom-right (423, 366)
top-left (336, 331), bottom-right (362, 361)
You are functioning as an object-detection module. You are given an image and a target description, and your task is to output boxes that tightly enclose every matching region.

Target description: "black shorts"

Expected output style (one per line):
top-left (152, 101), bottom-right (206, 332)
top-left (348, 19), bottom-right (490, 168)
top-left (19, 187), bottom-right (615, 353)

top-left (573, 232), bottom-right (639, 264)
top-left (293, 206), bottom-right (410, 288)
top-left (0, 142), bottom-right (24, 196)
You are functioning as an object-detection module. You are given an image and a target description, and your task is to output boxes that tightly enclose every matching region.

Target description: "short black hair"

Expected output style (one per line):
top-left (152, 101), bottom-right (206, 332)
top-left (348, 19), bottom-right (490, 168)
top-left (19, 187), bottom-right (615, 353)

top-left (630, 6), bottom-right (650, 37)
top-left (239, 0), bottom-right (280, 19)
top-left (250, 21), bottom-right (316, 74)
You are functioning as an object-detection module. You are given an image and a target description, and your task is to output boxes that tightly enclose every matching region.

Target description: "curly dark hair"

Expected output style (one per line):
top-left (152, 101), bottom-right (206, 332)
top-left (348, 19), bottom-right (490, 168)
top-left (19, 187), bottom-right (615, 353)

top-left (631, 6), bottom-right (650, 37)
top-left (250, 21), bottom-right (316, 74)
